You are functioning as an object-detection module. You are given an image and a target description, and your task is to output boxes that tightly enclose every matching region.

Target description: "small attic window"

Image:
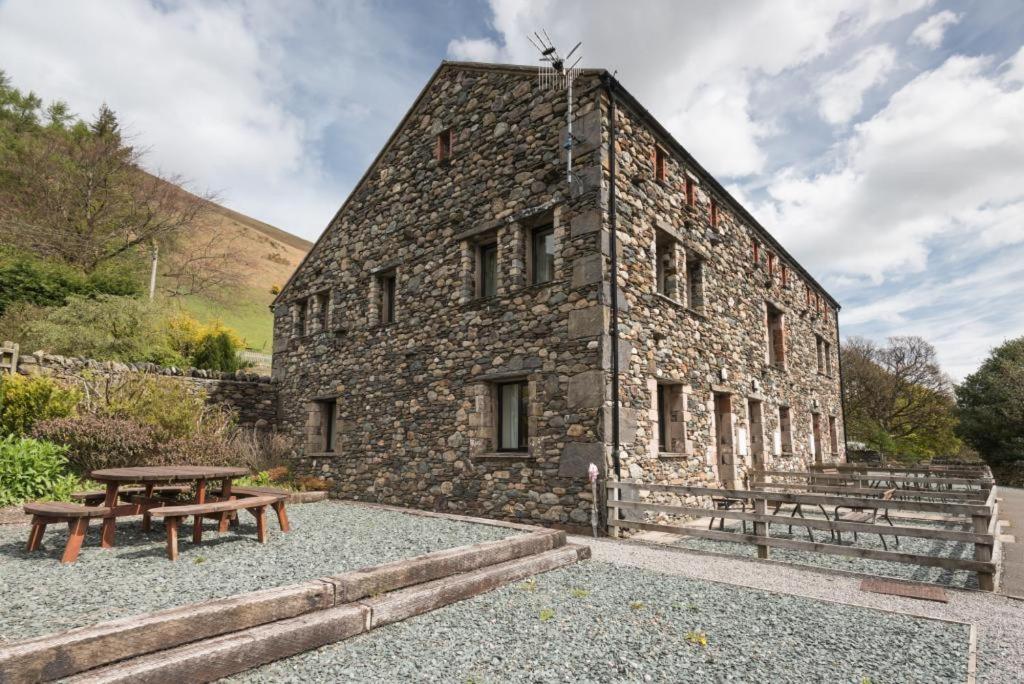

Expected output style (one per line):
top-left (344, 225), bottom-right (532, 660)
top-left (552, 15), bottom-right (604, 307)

top-left (654, 146), bottom-right (667, 182)
top-left (685, 177), bottom-right (695, 207)
top-left (710, 200), bottom-right (719, 228)
top-left (436, 128), bottom-right (453, 162)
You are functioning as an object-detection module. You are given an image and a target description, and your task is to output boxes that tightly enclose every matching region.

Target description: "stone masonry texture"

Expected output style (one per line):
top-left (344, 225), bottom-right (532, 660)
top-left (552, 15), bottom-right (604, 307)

top-left (272, 62), bottom-right (845, 529)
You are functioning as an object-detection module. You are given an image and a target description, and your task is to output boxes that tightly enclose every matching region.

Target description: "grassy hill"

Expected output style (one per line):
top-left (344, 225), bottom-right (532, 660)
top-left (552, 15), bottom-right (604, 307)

top-left (164, 196), bottom-right (312, 352)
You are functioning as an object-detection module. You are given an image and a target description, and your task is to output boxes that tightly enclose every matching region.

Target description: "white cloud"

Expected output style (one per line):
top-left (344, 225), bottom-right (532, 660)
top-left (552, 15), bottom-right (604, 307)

top-left (817, 45), bottom-right (897, 125)
top-left (447, 37), bottom-right (502, 63)
top-left (452, 0), bottom-right (931, 178)
top-left (761, 53), bottom-right (1024, 283)
top-left (909, 10), bottom-right (962, 49)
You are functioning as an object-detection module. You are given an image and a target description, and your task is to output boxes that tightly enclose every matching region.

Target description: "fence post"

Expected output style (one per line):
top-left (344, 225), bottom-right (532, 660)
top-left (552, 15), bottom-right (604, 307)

top-left (972, 511), bottom-right (994, 591)
top-left (754, 494), bottom-right (769, 559)
top-left (0, 341), bottom-right (19, 375)
top-left (607, 481), bottom-right (620, 538)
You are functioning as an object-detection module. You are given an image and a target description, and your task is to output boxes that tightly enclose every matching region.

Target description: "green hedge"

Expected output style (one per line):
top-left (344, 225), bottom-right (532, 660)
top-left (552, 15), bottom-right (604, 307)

top-left (0, 436), bottom-right (79, 506)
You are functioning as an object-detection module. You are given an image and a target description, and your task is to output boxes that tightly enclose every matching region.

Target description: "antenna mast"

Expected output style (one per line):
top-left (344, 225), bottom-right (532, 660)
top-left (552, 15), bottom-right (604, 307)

top-left (528, 31), bottom-right (584, 185)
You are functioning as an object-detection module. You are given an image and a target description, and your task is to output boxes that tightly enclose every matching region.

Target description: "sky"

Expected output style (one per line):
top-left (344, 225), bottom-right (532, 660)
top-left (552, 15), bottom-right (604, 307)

top-left (0, 0), bottom-right (1022, 380)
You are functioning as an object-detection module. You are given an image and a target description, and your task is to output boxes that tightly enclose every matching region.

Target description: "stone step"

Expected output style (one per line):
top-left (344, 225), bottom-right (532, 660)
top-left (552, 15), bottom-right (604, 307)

top-left (66, 545), bottom-right (590, 684)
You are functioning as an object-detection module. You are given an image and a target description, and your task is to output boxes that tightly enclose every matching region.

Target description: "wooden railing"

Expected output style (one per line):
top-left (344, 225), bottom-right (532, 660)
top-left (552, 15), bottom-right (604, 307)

top-left (606, 481), bottom-right (998, 591)
top-left (749, 469), bottom-right (993, 503)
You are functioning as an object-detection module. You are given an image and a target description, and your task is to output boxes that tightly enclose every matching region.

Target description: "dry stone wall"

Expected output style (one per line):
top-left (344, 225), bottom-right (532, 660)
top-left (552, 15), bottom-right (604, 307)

top-left (13, 351), bottom-right (277, 429)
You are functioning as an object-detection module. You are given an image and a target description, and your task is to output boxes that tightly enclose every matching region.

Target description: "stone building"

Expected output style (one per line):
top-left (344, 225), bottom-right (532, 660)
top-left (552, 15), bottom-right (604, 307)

top-left (271, 61), bottom-right (845, 528)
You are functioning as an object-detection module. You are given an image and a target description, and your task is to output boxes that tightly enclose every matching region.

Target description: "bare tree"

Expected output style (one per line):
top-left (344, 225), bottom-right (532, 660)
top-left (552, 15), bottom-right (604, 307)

top-left (159, 217), bottom-right (245, 299)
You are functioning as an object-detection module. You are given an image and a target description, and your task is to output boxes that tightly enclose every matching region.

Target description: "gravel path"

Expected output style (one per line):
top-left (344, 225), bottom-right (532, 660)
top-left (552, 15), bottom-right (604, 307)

top-left (578, 535), bottom-right (1024, 684)
top-left (675, 517), bottom-right (978, 588)
top-left (232, 560), bottom-right (967, 684)
top-left (0, 502), bottom-right (517, 642)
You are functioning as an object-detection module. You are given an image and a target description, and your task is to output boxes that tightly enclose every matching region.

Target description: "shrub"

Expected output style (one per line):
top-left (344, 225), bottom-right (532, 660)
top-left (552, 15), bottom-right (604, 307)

top-left (295, 476), bottom-right (330, 491)
top-left (0, 249), bottom-right (142, 317)
top-left (0, 373), bottom-right (81, 437)
top-left (191, 330), bottom-right (246, 373)
top-left (0, 435), bottom-right (79, 505)
top-left (32, 416), bottom-right (158, 474)
top-left (228, 429), bottom-right (295, 472)
top-left (87, 374), bottom-right (210, 440)
top-left (18, 294), bottom-right (184, 364)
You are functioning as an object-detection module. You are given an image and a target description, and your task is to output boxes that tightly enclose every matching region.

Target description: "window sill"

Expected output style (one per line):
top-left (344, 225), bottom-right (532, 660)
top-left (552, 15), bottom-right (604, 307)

top-left (685, 306), bottom-right (706, 320)
top-left (658, 452), bottom-right (695, 460)
top-left (306, 451), bottom-right (339, 458)
top-left (653, 292), bottom-right (685, 308)
top-left (777, 451), bottom-right (796, 458)
top-left (473, 452), bottom-right (537, 461)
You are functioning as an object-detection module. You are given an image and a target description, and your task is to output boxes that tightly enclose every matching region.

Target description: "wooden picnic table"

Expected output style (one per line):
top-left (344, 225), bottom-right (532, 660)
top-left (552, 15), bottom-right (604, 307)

top-left (91, 466), bottom-right (248, 548)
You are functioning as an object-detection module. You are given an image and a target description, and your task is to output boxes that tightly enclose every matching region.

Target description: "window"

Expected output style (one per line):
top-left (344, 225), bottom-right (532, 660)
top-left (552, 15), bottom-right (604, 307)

top-left (313, 292), bottom-right (328, 333)
top-left (710, 200), bottom-right (719, 228)
top-left (829, 416), bottom-right (839, 453)
top-left (781, 266), bottom-right (789, 288)
top-left (294, 299), bottom-right (307, 337)
top-left (766, 303), bottom-right (786, 368)
top-left (655, 238), bottom-right (672, 297)
top-left (436, 128), bottom-right (453, 162)
top-left (478, 242), bottom-right (497, 298)
top-left (767, 253), bottom-right (776, 279)
top-left (685, 177), bottom-right (695, 207)
top-left (317, 399), bottom-right (337, 453)
top-left (654, 382), bottom-right (688, 454)
top-left (531, 224), bottom-right (555, 285)
top-left (378, 272), bottom-right (396, 324)
top-left (778, 406), bottom-right (793, 455)
top-left (654, 146), bottom-right (667, 182)
top-left (685, 255), bottom-right (704, 310)
top-left (815, 335), bottom-right (832, 376)
top-left (497, 380), bottom-right (528, 451)
top-left (811, 413), bottom-right (823, 463)
top-left (752, 240), bottom-right (760, 266)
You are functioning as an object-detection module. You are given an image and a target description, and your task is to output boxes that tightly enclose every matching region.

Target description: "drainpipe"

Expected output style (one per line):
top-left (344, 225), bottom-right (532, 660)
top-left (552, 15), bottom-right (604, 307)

top-left (603, 73), bottom-right (622, 482)
top-left (835, 309), bottom-right (849, 461)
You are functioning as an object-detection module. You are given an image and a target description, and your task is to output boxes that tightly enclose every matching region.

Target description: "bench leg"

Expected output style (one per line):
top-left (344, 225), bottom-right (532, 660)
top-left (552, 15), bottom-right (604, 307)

top-left (26, 517), bottom-right (47, 552)
top-left (166, 517), bottom-right (180, 561)
top-left (272, 501), bottom-right (290, 533)
top-left (255, 506), bottom-right (267, 543)
top-left (61, 518), bottom-right (88, 564)
top-left (142, 483), bottom-right (155, 532)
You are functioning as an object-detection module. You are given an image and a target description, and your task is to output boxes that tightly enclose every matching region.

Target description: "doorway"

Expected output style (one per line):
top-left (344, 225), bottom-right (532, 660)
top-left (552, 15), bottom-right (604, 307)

top-left (714, 393), bottom-right (737, 488)
top-left (812, 412), bottom-right (823, 464)
top-left (747, 399), bottom-right (764, 470)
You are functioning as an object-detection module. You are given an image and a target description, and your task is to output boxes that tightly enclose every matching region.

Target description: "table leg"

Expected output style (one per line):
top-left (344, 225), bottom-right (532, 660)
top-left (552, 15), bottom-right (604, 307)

top-left (193, 479), bottom-right (207, 544)
top-left (141, 483), bottom-right (155, 532)
top-left (101, 482), bottom-right (120, 548)
top-left (218, 477), bottom-right (233, 533)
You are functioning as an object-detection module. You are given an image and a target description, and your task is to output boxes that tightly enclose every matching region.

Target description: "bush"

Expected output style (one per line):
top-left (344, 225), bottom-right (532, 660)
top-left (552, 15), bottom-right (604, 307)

top-left (0, 435), bottom-right (79, 506)
top-left (18, 294), bottom-right (185, 364)
top-left (87, 374), bottom-right (209, 440)
top-left (191, 330), bottom-right (246, 373)
top-left (0, 373), bottom-right (81, 436)
top-left (0, 249), bottom-right (142, 317)
top-left (32, 416), bottom-right (158, 474)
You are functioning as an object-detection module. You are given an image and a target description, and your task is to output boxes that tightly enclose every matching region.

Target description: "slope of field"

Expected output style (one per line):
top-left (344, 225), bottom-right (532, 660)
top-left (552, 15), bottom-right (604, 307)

top-left (165, 199), bottom-right (311, 352)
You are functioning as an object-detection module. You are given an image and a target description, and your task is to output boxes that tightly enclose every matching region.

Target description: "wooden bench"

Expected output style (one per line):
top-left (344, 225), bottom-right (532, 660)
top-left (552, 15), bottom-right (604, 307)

top-left (230, 486), bottom-right (291, 532)
top-left (150, 495), bottom-right (281, 561)
top-left (23, 502), bottom-right (112, 564)
top-left (833, 488), bottom-right (900, 550)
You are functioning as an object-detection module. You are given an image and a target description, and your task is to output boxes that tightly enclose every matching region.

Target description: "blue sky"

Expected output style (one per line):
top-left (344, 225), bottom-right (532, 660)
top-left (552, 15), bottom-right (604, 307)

top-left (1, 0), bottom-right (1022, 380)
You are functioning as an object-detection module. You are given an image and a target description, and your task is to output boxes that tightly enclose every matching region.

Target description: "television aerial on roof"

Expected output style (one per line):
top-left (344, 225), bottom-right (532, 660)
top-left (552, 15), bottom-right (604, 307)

top-left (528, 30), bottom-right (584, 186)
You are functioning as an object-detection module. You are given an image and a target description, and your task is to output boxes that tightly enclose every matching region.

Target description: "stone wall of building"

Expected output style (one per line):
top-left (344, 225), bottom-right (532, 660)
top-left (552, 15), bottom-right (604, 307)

top-left (273, 65), bottom-right (610, 527)
top-left (13, 351), bottom-right (278, 429)
top-left (602, 89), bottom-right (845, 502)
top-left (272, 62), bottom-right (846, 529)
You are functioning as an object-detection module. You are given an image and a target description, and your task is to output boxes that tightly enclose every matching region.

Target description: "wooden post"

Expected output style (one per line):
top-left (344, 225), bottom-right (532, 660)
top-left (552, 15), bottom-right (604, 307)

top-left (166, 518), bottom-right (180, 561)
top-left (973, 512), bottom-right (994, 591)
top-left (100, 482), bottom-right (119, 548)
top-left (218, 477), bottom-right (233, 533)
top-left (193, 479), bottom-right (207, 544)
top-left (754, 495), bottom-right (769, 559)
top-left (141, 483), bottom-right (155, 532)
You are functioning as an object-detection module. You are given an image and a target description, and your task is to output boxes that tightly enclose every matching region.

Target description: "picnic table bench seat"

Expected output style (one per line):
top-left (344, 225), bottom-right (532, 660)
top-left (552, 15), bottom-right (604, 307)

top-left (150, 495), bottom-right (282, 561)
top-left (230, 486), bottom-right (291, 533)
top-left (71, 484), bottom-right (189, 505)
top-left (23, 502), bottom-right (112, 564)
top-left (833, 488), bottom-right (900, 550)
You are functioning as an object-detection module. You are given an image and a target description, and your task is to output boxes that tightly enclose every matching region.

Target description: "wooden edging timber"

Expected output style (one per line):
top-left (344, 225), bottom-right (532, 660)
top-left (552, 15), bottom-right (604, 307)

top-left (0, 529), bottom-right (567, 684)
top-left (64, 545), bottom-right (590, 684)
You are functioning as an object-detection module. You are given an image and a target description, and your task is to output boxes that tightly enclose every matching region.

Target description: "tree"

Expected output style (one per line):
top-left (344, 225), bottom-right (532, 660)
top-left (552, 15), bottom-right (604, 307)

top-left (0, 73), bottom-right (213, 274)
top-left (841, 336), bottom-right (962, 460)
top-left (956, 337), bottom-right (1024, 467)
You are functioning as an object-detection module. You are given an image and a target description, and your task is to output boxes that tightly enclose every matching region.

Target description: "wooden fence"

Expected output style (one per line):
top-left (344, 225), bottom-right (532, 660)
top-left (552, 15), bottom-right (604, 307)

top-left (750, 469), bottom-right (993, 503)
top-left (606, 480), bottom-right (999, 591)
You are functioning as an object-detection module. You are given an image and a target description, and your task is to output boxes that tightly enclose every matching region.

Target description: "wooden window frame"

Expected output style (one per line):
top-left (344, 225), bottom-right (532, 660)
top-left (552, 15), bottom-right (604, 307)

top-left (685, 177), bottom-right (695, 207)
top-left (654, 146), bottom-right (667, 182)
top-left (436, 128), bottom-right (453, 163)
top-left (530, 224), bottom-right (555, 285)
top-left (710, 200), bottom-right (719, 228)
top-left (496, 380), bottom-right (528, 452)
top-left (477, 241), bottom-right (498, 298)
top-left (378, 272), bottom-right (396, 324)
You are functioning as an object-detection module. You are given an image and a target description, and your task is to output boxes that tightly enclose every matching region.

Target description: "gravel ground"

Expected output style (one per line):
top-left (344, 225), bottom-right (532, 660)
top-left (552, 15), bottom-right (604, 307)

top-left (577, 535), bottom-right (1024, 684)
top-left (675, 517), bottom-right (977, 588)
top-left (0, 502), bottom-right (517, 642)
top-left (232, 560), bottom-right (967, 684)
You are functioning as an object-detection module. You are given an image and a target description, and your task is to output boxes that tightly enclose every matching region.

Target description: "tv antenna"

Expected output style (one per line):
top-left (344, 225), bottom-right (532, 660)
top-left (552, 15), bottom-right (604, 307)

top-left (529, 31), bottom-right (584, 185)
